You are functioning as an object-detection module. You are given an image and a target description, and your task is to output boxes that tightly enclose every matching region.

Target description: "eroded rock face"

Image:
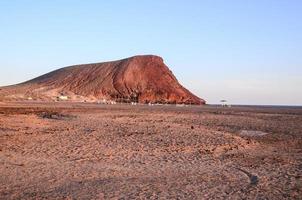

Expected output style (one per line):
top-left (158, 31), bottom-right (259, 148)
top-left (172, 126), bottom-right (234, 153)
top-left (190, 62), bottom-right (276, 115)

top-left (0, 55), bottom-right (205, 104)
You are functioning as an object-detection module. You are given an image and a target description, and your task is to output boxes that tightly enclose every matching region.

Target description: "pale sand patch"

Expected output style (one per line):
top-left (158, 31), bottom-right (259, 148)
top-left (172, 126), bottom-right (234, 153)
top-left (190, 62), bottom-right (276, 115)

top-left (239, 130), bottom-right (269, 137)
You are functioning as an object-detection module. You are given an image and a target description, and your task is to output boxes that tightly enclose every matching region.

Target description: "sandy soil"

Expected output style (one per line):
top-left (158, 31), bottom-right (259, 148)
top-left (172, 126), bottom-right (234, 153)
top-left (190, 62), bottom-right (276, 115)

top-left (0, 102), bottom-right (301, 199)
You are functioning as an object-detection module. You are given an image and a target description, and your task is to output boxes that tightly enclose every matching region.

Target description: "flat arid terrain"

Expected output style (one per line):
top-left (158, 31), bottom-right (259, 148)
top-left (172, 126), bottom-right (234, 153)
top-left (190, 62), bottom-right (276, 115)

top-left (0, 102), bottom-right (301, 199)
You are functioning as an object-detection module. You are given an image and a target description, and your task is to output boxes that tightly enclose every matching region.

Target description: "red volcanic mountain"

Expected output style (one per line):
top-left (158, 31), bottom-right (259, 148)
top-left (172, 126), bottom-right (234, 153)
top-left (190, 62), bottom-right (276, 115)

top-left (0, 55), bottom-right (205, 105)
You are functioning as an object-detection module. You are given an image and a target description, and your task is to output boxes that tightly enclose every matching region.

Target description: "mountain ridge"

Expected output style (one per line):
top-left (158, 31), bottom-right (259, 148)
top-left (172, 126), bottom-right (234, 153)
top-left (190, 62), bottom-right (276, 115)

top-left (0, 55), bottom-right (205, 105)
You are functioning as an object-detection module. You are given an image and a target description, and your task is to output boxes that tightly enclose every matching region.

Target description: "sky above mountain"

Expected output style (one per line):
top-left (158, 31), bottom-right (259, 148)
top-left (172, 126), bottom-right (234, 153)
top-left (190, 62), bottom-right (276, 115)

top-left (0, 0), bottom-right (301, 105)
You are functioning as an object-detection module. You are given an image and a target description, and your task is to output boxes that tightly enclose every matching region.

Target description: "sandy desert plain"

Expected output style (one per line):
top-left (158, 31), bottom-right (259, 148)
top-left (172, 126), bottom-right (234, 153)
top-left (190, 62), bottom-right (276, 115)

top-left (0, 101), bottom-right (301, 199)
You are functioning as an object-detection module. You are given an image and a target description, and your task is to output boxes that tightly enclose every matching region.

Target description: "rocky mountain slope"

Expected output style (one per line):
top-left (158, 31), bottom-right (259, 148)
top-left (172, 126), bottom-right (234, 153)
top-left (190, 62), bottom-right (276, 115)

top-left (0, 55), bottom-right (205, 104)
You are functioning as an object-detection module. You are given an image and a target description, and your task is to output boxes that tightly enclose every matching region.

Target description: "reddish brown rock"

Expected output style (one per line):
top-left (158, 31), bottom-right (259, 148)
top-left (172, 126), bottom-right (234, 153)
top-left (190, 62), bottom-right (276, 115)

top-left (0, 55), bottom-right (205, 104)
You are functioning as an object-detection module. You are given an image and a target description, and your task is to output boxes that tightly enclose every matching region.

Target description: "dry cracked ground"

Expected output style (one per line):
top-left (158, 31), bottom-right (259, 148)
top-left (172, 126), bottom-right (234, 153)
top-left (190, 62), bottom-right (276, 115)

top-left (0, 102), bottom-right (301, 199)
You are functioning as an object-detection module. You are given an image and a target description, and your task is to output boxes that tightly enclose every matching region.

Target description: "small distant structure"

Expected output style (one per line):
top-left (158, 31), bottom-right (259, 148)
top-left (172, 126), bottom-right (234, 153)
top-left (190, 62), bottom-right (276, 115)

top-left (57, 94), bottom-right (68, 101)
top-left (27, 97), bottom-right (33, 100)
top-left (220, 100), bottom-right (230, 107)
top-left (97, 99), bottom-right (107, 104)
top-left (56, 91), bottom-right (69, 101)
top-left (96, 98), bottom-right (117, 105)
top-left (109, 100), bottom-right (117, 105)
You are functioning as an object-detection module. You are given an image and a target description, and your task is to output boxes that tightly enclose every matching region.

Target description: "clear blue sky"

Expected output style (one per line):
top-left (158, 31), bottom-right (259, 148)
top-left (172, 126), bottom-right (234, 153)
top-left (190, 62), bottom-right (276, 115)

top-left (0, 0), bottom-right (301, 105)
